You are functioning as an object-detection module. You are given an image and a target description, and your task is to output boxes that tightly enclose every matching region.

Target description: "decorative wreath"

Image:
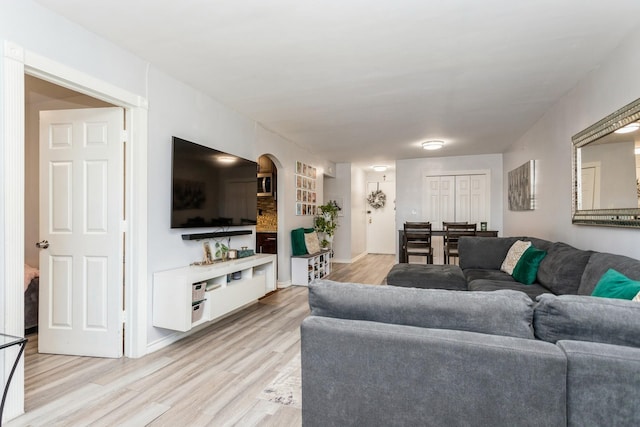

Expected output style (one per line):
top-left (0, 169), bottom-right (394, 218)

top-left (367, 190), bottom-right (387, 209)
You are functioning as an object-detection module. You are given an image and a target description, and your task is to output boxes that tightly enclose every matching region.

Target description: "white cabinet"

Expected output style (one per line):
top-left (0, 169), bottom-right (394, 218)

top-left (291, 250), bottom-right (331, 286)
top-left (153, 254), bottom-right (276, 332)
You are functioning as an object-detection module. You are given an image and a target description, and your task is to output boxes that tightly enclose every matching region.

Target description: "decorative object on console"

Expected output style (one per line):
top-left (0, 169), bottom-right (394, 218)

top-left (295, 160), bottom-right (317, 216)
top-left (508, 160), bottom-right (535, 211)
top-left (202, 241), bottom-right (213, 264)
top-left (215, 241), bottom-right (229, 261)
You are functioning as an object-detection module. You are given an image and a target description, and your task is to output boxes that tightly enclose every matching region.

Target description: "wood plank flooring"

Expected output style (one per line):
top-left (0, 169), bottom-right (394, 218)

top-left (10, 254), bottom-right (395, 427)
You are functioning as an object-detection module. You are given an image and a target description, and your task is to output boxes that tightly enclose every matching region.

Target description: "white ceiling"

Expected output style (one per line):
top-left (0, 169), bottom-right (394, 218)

top-left (35, 0), bottom-right (640, 169)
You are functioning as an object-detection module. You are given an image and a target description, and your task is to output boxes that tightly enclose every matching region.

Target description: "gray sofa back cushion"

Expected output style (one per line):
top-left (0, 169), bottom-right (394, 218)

top-left (309, 280), bottom-right (535, 339)
top-left (536, 242), bottom-right (593, 295)
top-left (458, 236), bottom-right (520, 270)
top-left (534, 294), bottom-right (640, 348)
top-left (577, 252), bottom-right (640, 296)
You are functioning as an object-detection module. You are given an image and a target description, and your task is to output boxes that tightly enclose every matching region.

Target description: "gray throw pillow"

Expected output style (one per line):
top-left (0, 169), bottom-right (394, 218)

top-left (534, 293), bottom-right (640, 348)
top-left (308, 280), bottom-right (535, 339)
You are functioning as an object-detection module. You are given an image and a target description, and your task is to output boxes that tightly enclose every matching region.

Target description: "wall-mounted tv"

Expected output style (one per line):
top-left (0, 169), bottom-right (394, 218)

top-left (171, 137), bottom-right (258, 229)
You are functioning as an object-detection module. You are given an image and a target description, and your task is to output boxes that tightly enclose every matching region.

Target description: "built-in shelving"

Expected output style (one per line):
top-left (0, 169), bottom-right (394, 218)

top-left (181, 230), bottom-right (253, 240)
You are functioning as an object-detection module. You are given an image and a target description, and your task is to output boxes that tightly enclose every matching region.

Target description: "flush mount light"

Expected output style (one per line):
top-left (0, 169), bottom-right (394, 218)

top-left (372, 165), bottom-right (388, 172)
top-left (422, 140), bottom-right (444, 150)
top-left (614, 122), bottom-right (640, 134)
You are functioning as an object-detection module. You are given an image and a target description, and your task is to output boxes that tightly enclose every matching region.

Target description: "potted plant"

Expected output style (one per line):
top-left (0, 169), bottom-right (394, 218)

top-left (314, 200), bottom-right (340, 248)
top-left (215, 241), bottom-right (229, 261)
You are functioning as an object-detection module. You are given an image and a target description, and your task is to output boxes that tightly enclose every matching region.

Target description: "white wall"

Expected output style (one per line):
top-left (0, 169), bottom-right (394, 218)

top-left (503, 28), bottom-right (640, 259)
top-left (350, 165), bottom-right (367, 259)
top-left (396, 154), bottom-right (504, 231)
top-left (324, 163), bottom-right (351, 262)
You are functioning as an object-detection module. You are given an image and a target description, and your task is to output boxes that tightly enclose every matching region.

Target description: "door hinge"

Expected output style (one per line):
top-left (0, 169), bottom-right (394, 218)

top-left (121, 129), bottom-right (128, 142)
top-left (121, 310), bottom-right (126, 325)
top-left (120, 220), bottom-right (127, 232)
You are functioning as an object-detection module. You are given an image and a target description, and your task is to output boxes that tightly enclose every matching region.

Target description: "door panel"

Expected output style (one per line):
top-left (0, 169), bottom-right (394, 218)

top-left (39, 107), bottom-right (124, 358)
top-left (366, 181), bottom-right (395, 254)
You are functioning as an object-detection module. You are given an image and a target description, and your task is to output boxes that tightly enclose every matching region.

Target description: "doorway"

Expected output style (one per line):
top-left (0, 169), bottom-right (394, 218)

top-left (24, 75), bottom-right (117, 340)
top-left (256, 155), bottom-right (278, 252)
top-left (3, 42), bottom-right (149, 420)
top-left (366, 180), bottom-right (396, 254)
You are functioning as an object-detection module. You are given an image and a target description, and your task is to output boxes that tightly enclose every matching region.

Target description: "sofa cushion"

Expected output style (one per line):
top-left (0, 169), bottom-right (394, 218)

top-left (591, 268), bottom-right (640, 300)
top-left (512, 246), bottom-right (547, 285)
top-left (578, 252), bottom-right (640, 296)
top-left (500, 240), bottom-right (531, 275)
top-left (463, 268), bottom-right (516, 283)
top-left (534, 293), bottom-right (640, 348)
top-left (536, 242), bottom-right (593, 295)
top-left (308, 280), bottom-right (535, 339)
top-left (458, 236), bottom-right (521, 270)
top-left (468, 279), bottom-right (550, 300)
top-left (386, 264), bottom-right (467, 290)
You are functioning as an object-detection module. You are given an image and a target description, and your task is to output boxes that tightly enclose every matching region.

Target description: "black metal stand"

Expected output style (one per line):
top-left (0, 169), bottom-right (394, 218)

top-left (0, 334), bottom-right (28, 426)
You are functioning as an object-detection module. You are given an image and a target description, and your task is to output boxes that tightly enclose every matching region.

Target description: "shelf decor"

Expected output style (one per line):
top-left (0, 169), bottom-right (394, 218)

top-left (295, 161), bottom-right (317, 216)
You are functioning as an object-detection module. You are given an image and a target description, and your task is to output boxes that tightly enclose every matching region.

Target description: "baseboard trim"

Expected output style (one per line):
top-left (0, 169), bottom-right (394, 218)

top-left (277, 280), bottom-right (292, 288)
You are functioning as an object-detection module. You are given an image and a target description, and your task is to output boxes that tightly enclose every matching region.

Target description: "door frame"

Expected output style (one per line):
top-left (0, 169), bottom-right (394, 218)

top-left (2, 41), bottom-right (148, 419)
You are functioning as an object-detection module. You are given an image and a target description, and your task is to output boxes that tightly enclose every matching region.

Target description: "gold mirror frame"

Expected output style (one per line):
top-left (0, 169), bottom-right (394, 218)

top-left (571, 97), bottom-right (640, 228)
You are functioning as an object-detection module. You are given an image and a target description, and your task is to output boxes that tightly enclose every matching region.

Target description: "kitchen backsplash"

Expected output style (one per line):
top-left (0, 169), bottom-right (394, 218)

top-left (257, 196), bottom-right (277, 231)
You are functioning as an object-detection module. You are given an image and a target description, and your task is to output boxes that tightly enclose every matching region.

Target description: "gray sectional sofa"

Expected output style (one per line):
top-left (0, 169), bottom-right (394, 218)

top-left (301, 280), bottom-right (640, 426)
top-left (387, 236), bottom-right (640, 299)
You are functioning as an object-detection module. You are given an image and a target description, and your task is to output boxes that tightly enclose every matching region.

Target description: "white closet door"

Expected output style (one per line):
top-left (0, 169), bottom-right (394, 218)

top-left (469, 174), bottom-right (488, 225)
top-left (424, 176), bottom-right (442, 226)
top-left (455, 176), bottom-right (470, 223)
top-left (438, 176), bottom-right (456, 228)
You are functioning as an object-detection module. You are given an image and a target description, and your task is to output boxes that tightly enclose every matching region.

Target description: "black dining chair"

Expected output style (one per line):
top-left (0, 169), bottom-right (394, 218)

top-left (443, 223), bottom-right (476, 264)
top-left (403, 222), bottom-right (433, 264)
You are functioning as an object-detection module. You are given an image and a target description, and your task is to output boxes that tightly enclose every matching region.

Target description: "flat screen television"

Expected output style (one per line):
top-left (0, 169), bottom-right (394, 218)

top-left (171, 137), bottom-right (258, 228)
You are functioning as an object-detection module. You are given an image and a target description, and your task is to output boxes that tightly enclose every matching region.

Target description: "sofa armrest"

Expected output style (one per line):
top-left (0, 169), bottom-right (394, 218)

top-left (557, 340), bottom-right (640, 427)
top-left (301, 316), bottom-right (566, 427)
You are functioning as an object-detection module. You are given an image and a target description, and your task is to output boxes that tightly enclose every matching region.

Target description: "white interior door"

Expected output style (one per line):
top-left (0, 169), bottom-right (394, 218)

top-left (39, 107), bottom-right (124, 358)
top-left (366, 181), bottom-right (395, 254)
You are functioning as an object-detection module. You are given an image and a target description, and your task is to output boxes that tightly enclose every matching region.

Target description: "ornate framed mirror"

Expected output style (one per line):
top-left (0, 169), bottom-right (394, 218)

top-left (572, 97), bottom-right (640, 227)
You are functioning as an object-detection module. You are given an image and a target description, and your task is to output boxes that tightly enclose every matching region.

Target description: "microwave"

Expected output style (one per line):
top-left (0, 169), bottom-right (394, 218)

top-left (257, 173), bottom-right (273, 197)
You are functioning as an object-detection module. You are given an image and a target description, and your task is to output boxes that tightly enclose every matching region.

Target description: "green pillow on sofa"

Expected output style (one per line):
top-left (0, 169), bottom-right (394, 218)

top-left (592, 268), bottom-right (640, 300)
top-left (512, 246), bottom-right (547, 285)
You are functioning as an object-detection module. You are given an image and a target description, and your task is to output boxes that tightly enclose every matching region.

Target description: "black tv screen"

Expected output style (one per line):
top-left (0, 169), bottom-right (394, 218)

top-left (171, 137), bottom-right (258, 228)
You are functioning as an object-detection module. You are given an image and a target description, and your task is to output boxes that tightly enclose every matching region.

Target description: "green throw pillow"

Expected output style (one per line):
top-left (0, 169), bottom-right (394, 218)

top-left (511, 246), bottom-right (547, 285)
top-left (592, 269), bottom-right (640, 300)
top-left (291, 228), bottom-right (308, 256)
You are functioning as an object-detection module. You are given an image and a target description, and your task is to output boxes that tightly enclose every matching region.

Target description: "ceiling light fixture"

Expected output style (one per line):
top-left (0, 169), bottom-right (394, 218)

top-left (372, 165), bottom-right (388, 172)
top-left (422, 140), bottom-right (444, 150)
top-left (614, 122), bottom-right (640, 134)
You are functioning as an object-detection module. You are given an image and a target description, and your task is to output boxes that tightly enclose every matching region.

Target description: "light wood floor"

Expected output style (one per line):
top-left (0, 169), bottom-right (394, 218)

top-left (10, 254), bottom-right (395, 427)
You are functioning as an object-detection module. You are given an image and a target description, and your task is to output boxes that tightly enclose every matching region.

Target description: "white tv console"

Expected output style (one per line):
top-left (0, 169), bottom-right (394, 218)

top-left (153, 254), bottom-right (276, 332)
